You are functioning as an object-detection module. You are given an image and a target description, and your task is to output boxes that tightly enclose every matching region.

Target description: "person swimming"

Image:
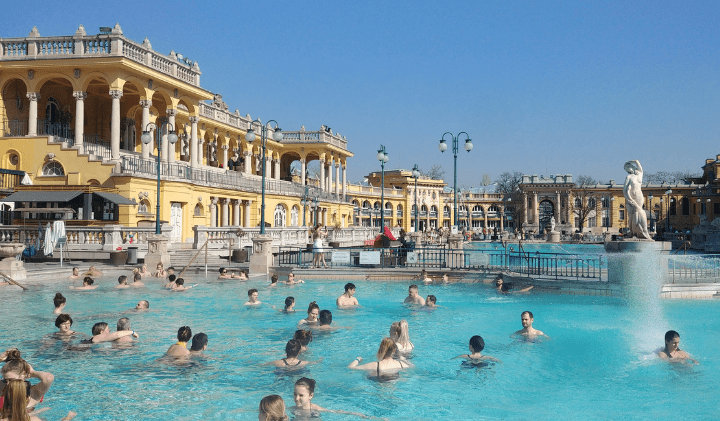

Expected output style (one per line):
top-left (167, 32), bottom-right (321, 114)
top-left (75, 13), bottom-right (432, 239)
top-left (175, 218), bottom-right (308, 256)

top-left (658, 330), bottom-right (698, 364)
top-left (453, 335), bottom-right (502, 366)
top-left (298, 302), bottom-right (319, 327)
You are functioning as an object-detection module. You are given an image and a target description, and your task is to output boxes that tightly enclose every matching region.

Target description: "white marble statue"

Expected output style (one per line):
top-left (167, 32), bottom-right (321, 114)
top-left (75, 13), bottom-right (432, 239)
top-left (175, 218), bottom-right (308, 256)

top-left (549, 216), bottom-right (556, 232)
top-left (623, 160), bottom-right (651, 240)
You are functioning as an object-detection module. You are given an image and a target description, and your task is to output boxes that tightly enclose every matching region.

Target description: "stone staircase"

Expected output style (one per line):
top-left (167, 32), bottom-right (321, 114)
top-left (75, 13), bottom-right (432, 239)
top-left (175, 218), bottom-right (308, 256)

top-left (167, 248), bottom-right (236, 270)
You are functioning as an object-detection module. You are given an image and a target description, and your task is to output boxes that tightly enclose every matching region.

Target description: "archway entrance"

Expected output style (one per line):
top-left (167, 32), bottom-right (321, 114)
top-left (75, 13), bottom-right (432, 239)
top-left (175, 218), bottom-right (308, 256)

top-left (538, 200), bottom-right (555, 232)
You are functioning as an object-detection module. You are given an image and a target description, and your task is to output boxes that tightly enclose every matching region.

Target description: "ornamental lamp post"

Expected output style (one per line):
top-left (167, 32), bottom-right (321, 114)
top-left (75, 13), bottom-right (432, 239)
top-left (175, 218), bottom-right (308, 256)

top-left (412, 164), bottom-right (420, 233)
top-left (648, 193), bottom-right (654, 233)
top-left (665, 189), bottom-right (672, 232)
top-left (245, 120), bottom-right (283, 234)
top-left (377, 145), bottom-right (389, 232)
top-left (438, 132), bottom-right (472, 227)
top-left (141, 122), bottom-right (178, 235)
top-left (300, 186), bottom-right (310, 227)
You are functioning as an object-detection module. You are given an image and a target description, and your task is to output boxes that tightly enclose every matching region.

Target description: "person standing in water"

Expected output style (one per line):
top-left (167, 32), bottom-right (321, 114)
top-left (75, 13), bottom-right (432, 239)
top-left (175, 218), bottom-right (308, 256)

top-left (658, 330), bottom-right (698, 364)
top-left (513, 311), bottom-right (547, 338)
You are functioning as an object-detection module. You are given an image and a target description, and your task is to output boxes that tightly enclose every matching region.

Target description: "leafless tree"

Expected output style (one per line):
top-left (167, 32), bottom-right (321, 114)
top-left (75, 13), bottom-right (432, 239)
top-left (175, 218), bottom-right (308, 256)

top-left (494, 171), bottom-right (525, 230)
top-left (572, 175), bottom-right (601, 231)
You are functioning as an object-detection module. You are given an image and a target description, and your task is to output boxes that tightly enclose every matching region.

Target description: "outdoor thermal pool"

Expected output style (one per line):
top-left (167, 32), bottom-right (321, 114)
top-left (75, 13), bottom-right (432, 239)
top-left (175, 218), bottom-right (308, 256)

top-left (0, 268), bottom-right (717, 420)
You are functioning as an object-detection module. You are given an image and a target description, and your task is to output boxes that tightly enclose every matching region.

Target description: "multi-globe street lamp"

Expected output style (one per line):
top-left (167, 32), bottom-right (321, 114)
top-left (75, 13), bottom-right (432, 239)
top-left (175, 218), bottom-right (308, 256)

top-left (377, 145), bottom-right (389, 232)
top-left (412, 164), bottom-right (420, 233)
top-left (245, 120), bottom-right (283, 234)
top-left (665, 189), bottom-right (672, 232)
top-left (141, 122), bottom-right (178, 235)
top-left (438, 132), bottom-right (472, 227)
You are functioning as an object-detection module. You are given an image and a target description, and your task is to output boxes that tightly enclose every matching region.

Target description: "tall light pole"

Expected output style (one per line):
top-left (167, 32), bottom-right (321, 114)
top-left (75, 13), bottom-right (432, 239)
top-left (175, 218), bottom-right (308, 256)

top-left (412, 164), bottom-right (420, 233)
top-left (245, 120), bottom-right (283, 234)
top-left (300, 186), bottom-right (310, 227)
top-left (438, 132), bottom-right (472, 227)
top-left (377, 145), bottom-right (389, 232)
top-left (648, 193), bottom-right (654, 233)
top-left (665, 189), bottom-right (672, 232)
top-left (141, 122), bottom-right (178, 235)
top-left (313, 195), bottom-right (320, 226)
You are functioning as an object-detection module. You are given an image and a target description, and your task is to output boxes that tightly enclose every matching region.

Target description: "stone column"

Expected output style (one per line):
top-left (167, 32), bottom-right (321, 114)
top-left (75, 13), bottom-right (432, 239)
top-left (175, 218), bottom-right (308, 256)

top-left (274, 159), bottom-right (280, 180)
top-left (222, 145), bottom-right (229, 169)
top-left (27, 92), bottom-right (40, 136)
top-left (166, 109), bottom-right (177, 163)
top-left (265, 156), bottom-right (272, 179)
top-left (323, 208), bottom-right (328, 226)
top-left (233, 200), bottom-right (241, 226)
top-left (244, 200), bottom-right (252, 227)
top-left (221, 198), bottom-right (229, 226)
top-left (533, 192), bottom-right (539, 225)
top-left (244, 151), bottom-right (252, 175)
top-left (319, 159), bottom-right (325, 191)
top-left (342, 164), bottom-right (347, 199)
top-left (140, 100), bottom-right (152, 159)
top-left (189, 116), bottom-right (199, 168)
top-left (335, 162), bottom-right (340, 197)
top-left (500, 206), bottom-right (505, 231)
top-left (300, 159), bottom-right (306, 186)
top-left (198, 139), bottom-right (205, 166)
top-left (556, 191), bottom-right (561, 223)
top-left (210, 198), bottom-right (218, 228)
top-left (73, 91), bottom-right (86, 152)
top-left (523, 192), bottom-right (528, 224)
top-left (328, 158), bottom-right (334, 194)
top-left (110, 90), bottom-right (123, 160)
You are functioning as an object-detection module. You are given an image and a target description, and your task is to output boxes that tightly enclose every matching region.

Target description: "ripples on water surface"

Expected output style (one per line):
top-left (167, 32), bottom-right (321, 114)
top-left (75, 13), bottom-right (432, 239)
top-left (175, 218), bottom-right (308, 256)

top-left (1, 269), bottom-right (718, 420)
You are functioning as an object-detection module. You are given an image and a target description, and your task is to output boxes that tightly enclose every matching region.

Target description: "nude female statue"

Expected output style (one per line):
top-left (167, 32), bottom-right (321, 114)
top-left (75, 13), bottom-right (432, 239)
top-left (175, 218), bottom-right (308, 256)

top-left (623, 160), bottom-right (651, 239)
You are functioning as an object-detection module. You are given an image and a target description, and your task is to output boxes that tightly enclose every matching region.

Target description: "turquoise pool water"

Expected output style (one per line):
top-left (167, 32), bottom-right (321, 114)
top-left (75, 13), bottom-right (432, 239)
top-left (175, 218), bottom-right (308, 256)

top-left (1, 270), bottom-right (718, 420)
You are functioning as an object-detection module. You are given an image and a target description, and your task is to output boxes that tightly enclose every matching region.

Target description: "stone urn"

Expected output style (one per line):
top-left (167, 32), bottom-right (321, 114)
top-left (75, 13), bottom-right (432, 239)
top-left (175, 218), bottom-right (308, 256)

top-left (180, 154), bottom-right (191, 162)
top-left (0, 243), bottom-right (27, 281)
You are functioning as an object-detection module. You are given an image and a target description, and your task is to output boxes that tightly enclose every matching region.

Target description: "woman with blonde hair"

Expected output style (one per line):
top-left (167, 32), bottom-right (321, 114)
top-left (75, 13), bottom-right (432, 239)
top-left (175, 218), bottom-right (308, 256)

top-left (389, 320), bottom-right (414, 354)
top-left (348, 337), bottom-right (413, 375)
top-left (0, 349), bottom-right (56, 420)
top-left (311, 224), bottom-right (328, 268)
top-left (258, 394), bottom-right (288, 421)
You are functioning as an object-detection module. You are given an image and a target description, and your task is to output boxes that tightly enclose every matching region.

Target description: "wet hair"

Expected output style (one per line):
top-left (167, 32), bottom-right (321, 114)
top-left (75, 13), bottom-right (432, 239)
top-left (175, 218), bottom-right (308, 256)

top-left (307, 301), bottom-right (319, 314)
top-left (190, 333), bottom-right (208, 351)
top-left (469, 335), bottom-right (485, 353)
top-left (168, 274), bottom-right (176, 282)
top-left (293, 330), bottom-right (313, 346)
top-left (285, 339), bottom-right (302, 358)
top-left (318, 310), bottom-right (332, 326)
top-left (53, 293), bottom-right (66, 308)
top-left (258, 395), bottom-right (288, 421)
top-left (219, 267), bottom-right (226, 274)
top-left (72, 267), bottom-right (79, 274)
top-left (134, 273), bottom-right (142, 282)
top-left (175, 278), bottom-right (185, 286)
top-left (284, 296), bottom-right (295, 308)
top-left (344, 282), bottom-right (355, 292)
top-left (54, 313), bottom-right (72, 328)
top-left (376, 337), bottom-right (397, 361)
top-left (83, 277), bottom-right (94, 286)
top-left (295, 377), bottom-right (316, 394)
top-left (118, 275), bottom-right (128, 284)
top-left (271, 274), bottom-right (279, 284)
top-left (92, 322), bottom-right (109, 336)
top-left (0, 349), bottom-right (30, 378)
top-left (426, 295), bottom-right (437, 304)
top-left (409, 284), bottom-right (418, 291)
top-left (521, 311), bottom-right (534, 319)
top-left (132, 268), bottom-right (139, 274)
top-left (137, 300), bottom-right (149, 309)
top-left (389, 320), bottom-right (411, 346)
top-left (117, 317), bottom-right (131, 331)
top-left (665, 330), bottom-right (680, 342)
top-left (248, 288), bottom-right (258, 297)
top-left (177, 326), bottom-right (192, 342)
top-left (167, 267), bottom-right (175, 272)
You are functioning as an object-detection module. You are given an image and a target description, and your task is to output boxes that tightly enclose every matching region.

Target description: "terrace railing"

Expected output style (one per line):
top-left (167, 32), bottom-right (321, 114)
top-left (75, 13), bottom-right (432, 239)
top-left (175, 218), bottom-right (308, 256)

top-left (667, 254), bottom-right (720, 284)
top-left (0, 169), bottom-right (26, 191)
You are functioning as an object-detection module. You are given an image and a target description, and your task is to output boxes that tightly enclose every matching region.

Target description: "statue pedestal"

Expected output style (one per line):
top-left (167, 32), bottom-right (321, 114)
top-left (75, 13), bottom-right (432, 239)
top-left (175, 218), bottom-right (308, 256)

top-left (547, 231), bottom-right (561, 243)
top-left (144, 234), bottom-right (171, 271)
top-left (446, 234), bottom-right (465, 268)
top-left (0, 257), bottom-right (26, 281)
top-left (604, 240), bottom-right (671, 284)
top-left (249, 234), bottom-right (273, 275)
top-left (407, 232), bottom-right (422, 246)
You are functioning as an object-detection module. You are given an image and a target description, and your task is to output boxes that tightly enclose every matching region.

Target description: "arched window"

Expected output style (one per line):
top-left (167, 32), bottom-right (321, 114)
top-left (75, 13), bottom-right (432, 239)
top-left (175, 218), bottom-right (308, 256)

top-left (488, 205), bottom-right (499, 212)
top-left (363, 201), bottom-right (370, 209)
top-left (42, 161), bottom-right (64, 176)
top-left (45, 97), bottom-right (61, 123)
top-left (396, 204), bottom-right (403, 212)
top-left (274, 204), bottom-right (286, 227)
top-left (431, 205), bottom-right (438, 212)
top-left (681, 197), bottom-right (690, 216)
top-left (291, 205), bottom-right (299, 226)
top-left (193, 203), bottom-right (203, 216)
top-left (575, 198), bottom-right (582, 207)
top-left (421, 205), bottom-right (428, 212)
top-left (472, 205), bottom-right (483, 212)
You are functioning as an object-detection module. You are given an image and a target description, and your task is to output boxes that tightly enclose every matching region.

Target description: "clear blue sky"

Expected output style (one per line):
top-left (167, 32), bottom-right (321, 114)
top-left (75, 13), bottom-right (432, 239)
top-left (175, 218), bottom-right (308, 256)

top-left (3, 1), bottom-right (718, 187)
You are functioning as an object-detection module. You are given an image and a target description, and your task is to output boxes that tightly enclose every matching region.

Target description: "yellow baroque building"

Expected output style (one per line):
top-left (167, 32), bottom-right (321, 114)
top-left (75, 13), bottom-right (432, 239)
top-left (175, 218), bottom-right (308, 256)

top-left (0, 24), bottom-right (358, 244)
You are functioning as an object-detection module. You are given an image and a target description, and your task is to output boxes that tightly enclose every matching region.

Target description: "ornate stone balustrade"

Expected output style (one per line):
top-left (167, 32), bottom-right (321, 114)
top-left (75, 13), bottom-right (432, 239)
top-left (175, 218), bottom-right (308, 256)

top-left (0, 24), bottom-right (201, 87)
top-left (193, 226), bottom-right (381, 249)
top-left (282, 127), bottom-right (348, 151)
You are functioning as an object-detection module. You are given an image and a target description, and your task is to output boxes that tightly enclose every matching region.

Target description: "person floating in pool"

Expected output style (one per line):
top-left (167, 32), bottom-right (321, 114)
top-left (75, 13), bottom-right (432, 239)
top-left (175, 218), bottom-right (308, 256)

top-left (453, 335), bottom-right (502, 366)
top-left (245, 289), bottom-right (262, 305)
top-left (289, 377), bottom-right (368, 418)
top-left (336, 283), bottom-right (359, 307)
top-left (270, 339), bottom-right (314, 369)
top-left (189, 333), bottom-right (208, 354)
top-left (298, 302), bottom-right (320, 327)
top-left (166, 326), bottom-right (192, 358)
top-left (258, 394), bottom-right (288, 421)
top-left (68, 267), bottom-right (80, 280)
top-left (115, 275), bottom-right (130, 289)
top-left (348, 337), bottom-right (413, 375)
top-left (53, 293), bottom-right (66, 314)
top-left (135, 300), bottom-right (150, 311)
top-left (404, 285), bottom-right (426, 306)
top-left (286, 272), bottom-right (304, 285)
top-left (69, 277), bottom-right (97, 290)
top-left (170, 278), bottom-right (198, 292)
top-left (131, 273), bottom-right (145, 288)
top-left (495, 277), bottom-right (533, 294)
top-left (513, 311), bottom-right (547, 339)
top-left (658, 330), bottom-right (698, 364)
